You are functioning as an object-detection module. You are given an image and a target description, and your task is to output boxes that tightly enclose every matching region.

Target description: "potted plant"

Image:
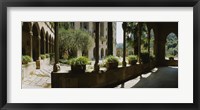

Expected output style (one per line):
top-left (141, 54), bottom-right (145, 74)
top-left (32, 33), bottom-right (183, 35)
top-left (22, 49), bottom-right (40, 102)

top-left (141, 52), bottom-right (150, 64)
top-left (105, 55), bottom-right (119, 70)
top-left (169, 57), bottom-right (174, 60)
top-left (40, 54), bottom-right (46, 60)
top-left (70, 56), bottom-right (90, 73)
top-left (22, 55), bottom-right (33, 64)
top-left (127, 55), bottom-right (137, 65)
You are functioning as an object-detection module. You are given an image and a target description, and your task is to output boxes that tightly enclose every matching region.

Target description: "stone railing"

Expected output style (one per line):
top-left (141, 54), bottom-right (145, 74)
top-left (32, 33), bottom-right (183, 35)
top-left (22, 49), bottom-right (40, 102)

top-left (51, 62), bottom-right (157, 88)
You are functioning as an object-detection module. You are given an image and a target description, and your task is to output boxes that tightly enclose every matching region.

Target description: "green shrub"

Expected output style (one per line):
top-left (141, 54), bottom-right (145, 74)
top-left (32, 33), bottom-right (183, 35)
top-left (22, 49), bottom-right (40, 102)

top-left (46, 54), bottom-right (50, 58)
top-left (127, 55), bottom-right (137, 65)
top-left (127, 55), bottom-right (137, 62)
top-left (69, 56), bottom-right (90, 66)
top-left (105, 55), bottom-right (119, 64)
top-left (40, 54), bottom-right (46, 59)
top-left (22, 55), bottom-right (33, 64)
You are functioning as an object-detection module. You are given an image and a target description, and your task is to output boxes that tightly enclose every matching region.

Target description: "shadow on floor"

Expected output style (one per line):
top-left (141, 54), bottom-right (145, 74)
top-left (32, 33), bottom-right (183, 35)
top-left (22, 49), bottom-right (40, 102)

top-left (131, 66), bottom-right (178, 88)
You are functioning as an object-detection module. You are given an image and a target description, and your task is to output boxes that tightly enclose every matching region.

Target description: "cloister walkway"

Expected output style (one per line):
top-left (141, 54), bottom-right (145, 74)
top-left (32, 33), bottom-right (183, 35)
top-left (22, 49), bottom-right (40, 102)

top-left (22, 65), bottom-right (178, 88)
top-left (116, 66), bottom-right (178, 88)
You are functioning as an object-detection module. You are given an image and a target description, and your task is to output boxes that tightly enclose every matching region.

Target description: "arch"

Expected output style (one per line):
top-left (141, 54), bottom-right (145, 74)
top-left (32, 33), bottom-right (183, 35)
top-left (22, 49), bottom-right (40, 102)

top-left (165, 32), bottom-right (178, 60)
top-left (45, 32), bottom-right (49, 53)
top-left (40, 27), bottom-right (45, 54)
top-left (32, 22), bottom-right (40, 61)
top-left (101, 48), bottom-right (104, 59)
top-left (22, 22), bottom-right (32, 56)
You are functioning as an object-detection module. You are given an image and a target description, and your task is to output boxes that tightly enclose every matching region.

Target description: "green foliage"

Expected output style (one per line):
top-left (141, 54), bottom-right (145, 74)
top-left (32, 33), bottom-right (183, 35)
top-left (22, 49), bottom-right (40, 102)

top-left (58, 28), bottom-right (93, 58)
top-left (45, 54), bottom-right (50, 58)
top-left (69, 56), bottom-right (90, 66)
top-left (105, 55), bottom-right (119, 64)
top-left (40, 54), bottom-right (46, 59)
top-left (22, 55), bottom-right (33, 64)
top-left (127, 55), bottom-right (137, 62)
top-left (165, 33), bottom-right (178, 58)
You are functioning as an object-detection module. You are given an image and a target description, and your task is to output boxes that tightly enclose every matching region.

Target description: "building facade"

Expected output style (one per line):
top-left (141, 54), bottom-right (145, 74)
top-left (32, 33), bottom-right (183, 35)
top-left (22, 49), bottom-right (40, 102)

top-left (73, 22), bottom-right (117, 60)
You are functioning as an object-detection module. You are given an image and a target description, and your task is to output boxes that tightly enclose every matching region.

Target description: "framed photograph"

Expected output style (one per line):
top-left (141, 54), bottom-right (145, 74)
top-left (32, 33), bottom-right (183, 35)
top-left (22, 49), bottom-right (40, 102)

top-left (1, 0), bottom-right (200, 110)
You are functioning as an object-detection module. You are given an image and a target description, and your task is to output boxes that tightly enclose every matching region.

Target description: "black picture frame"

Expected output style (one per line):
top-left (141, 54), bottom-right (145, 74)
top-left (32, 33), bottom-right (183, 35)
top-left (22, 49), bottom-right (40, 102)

top-left (0, 0), bottom-right (200, 110)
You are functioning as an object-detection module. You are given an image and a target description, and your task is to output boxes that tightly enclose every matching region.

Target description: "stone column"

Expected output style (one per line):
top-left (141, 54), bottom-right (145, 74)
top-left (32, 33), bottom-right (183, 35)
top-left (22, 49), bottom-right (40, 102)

top-left (122, 22), bottom-right (127, 67)
top-left (137, 23), bottom-right (141, 64)
top-left (107, 22), bottom-right (113, 55)
top-left (28, 31), bottom-right (33, 57)
top-left (49, 41), bottom-right (51, 53)
top-left (53, 22), bottom-right (60, 72)
top-left (46, 38), bottom-right (49, 53)
top-left (37, 36), bottom-right (41, 60)
top-left (94, 22), bottom-right (100, 72)
top-left (44, 38), bottom-right (46, 54)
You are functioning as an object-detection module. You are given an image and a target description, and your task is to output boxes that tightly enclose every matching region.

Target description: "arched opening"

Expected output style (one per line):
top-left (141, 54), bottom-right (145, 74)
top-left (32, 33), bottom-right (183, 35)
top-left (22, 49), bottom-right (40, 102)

top-left (22, 22), bottom-right (32, 56)
top-left (45, 32), bottom-right (49, 53)
top-left (32, 23), bottom-right (40, 61)
top-left (165, 32), bottom-right (178, 60)
top-left (101, 48), bottom-right (104, 59)
top-left (40, 28), bottom-right (45, 54)
top-left (150, 29), bottom-right (155, 58)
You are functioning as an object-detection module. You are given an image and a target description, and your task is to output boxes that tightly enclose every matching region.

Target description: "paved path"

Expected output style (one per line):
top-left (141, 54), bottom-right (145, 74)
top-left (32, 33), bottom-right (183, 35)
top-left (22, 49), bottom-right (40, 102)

top-left (22, 63), bottom-right (104, 88)
top-left (116, 67), bottom-right (178, 88)
top-left (22, 64), bottom-right (178, 88)
top-left (22, 65), bottom-right (53, 88)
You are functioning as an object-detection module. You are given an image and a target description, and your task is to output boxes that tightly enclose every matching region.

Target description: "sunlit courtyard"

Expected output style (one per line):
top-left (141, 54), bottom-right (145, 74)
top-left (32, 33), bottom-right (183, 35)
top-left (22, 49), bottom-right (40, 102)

top-left (22, 22), bottom-right (178, 88)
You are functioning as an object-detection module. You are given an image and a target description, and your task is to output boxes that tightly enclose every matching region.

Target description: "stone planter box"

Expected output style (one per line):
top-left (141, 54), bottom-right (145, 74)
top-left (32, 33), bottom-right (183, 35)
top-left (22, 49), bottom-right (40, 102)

top-left (51, 63), bottom-right (157, 88)
top-left (165, 60), bottom-right (178, 66)
top-left (40, 58), bottom-right (50, 69)
top-left (71, 65), bottom-right (86, 74)
top-left (22, 62), bottom-right (36, 80)
top-left (106, 62), bottom-right (118, 70)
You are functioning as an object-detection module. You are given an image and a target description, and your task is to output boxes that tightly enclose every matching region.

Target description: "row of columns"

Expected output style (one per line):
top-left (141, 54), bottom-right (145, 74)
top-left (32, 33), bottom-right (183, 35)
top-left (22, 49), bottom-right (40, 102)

top-left (22, 22), bottom-right (55, 61)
